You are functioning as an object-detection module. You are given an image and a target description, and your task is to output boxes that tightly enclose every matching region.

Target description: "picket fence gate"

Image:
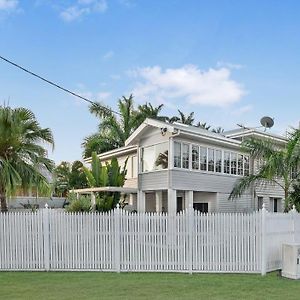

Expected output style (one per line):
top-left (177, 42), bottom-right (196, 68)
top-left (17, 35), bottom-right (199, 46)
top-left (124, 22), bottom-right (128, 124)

top-left (0, 204), bottom-right (299, 274)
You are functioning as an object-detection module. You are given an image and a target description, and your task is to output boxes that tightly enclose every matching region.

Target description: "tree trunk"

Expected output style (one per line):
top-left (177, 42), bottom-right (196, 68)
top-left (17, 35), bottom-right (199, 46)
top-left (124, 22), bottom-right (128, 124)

top-left (284, 187), bottom-right (289, 212)
top-left (0, 186), bottom-right (8, 213)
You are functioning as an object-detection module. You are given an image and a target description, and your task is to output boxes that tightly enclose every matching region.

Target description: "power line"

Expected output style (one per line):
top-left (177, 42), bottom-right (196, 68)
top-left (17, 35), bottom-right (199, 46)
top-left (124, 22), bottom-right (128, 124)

top-left (0, 55), bottom-right (121, 116)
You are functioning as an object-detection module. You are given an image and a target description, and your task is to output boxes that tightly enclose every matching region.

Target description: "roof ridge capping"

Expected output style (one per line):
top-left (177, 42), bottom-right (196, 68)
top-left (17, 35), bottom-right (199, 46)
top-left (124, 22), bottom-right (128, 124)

top-left (125, 118), bottom-right (241, 146)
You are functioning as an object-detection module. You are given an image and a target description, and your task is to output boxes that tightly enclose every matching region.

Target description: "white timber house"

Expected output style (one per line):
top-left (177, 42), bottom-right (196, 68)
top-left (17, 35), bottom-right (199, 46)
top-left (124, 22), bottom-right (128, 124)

top-left (82, 118), bottom-right (287, 214)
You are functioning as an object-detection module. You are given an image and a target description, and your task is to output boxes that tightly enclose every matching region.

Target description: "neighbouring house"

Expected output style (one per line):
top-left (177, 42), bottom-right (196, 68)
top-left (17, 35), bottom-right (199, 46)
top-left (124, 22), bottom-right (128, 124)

top-left (82, 118), bottom-right (287, 214)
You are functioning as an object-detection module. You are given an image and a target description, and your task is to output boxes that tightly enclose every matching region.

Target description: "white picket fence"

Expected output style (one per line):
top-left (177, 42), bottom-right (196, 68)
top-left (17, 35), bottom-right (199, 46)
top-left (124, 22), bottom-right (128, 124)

top-left (0, 205), bottom-right (299, 274)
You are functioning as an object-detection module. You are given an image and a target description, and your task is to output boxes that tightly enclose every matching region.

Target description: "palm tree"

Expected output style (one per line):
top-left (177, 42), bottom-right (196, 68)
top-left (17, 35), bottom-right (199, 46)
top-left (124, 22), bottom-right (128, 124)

top-left (196, 121), bottom-right (211, 130)
top-left (0, 106), bottom-right (54, 212)
top-left (83, 95), bottom-right (165, 158)
top-left (211, 126), bottom-right (225, 134)
top-left (167, 110), bottom-right (195, 125)
top-left (229, 129), bottom-right (300, 211)
top-left (136, 102), bottom-right (165, 124)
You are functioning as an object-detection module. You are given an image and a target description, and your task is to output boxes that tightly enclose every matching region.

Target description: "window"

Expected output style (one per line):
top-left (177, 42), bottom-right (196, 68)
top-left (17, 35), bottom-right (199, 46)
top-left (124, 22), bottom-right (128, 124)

top-left (142, 142), bottom-right (168, 172)
top-left (244, 156), bottom-right (250, 176)
top-left (215, 150), bottom-right (222, 173)
top-left (230, 153), bottom-right (237, 175)
top-left (193, 203), bottom-right (208, 213)
top-left (224, 151), bottom-right (230, 174)
top-left (200, 147), bottom-right (207, 171)
top-left (174, 142), bottom-right (181, 168)
top-left (270, 197), bottom-right (281, 212)
top-left (192, 145), bottom-right (199, 170)
top-left (257, 196), bottom-right (263, 210)
top-left (238, 154), bottom-right (243, 175)
top-left (182, 143), bottom-right (189, 169)
top-left (208, 148), bottom-right (215, 172)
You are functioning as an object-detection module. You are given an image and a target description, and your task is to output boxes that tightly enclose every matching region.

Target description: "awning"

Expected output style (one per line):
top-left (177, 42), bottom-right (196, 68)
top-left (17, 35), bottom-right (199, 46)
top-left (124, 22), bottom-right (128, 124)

top-left (70, 186), bottom-right (138, 194)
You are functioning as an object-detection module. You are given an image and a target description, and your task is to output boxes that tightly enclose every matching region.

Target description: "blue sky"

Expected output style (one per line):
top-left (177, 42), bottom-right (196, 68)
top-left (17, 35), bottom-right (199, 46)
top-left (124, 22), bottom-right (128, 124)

top-left (1, 0), bottom-right (300, 163)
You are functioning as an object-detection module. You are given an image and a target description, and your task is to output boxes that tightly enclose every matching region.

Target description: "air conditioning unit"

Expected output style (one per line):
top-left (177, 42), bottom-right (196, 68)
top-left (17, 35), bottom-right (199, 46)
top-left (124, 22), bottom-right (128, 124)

top-left (282, 243), bottom-right (300, 279)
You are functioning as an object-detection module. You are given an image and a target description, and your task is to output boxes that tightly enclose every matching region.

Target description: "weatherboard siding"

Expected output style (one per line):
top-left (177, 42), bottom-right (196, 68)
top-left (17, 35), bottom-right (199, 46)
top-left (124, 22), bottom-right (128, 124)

top-left (139, 170), bottom-right (169, 190)
top-left (170, 169), bottom-right (241, 193)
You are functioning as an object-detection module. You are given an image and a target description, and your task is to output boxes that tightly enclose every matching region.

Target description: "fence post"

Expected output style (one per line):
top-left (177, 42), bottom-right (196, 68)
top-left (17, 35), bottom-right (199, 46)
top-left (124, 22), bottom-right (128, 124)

top-left (43, 203), bottom-right (50, 271)
top-left (114, 204), bottom-right (121, 273)
top-left (188, 203), bottom-right (194, 274)
top-left (261, 203), bottom-right (267, 276)
top-left (290, 205), bottom-right (297, 243)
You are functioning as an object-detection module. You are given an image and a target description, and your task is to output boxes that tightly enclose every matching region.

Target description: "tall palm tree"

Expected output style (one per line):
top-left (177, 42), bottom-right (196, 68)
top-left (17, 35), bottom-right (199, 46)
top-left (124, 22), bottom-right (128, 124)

top-left (83, 95), bottom-right (165, 158)
top-left (83, 95), bottom-right (139, 158)
top-left (0, 106), bottom-right (54, 212)
top-left (211, 126), bottom-right (225, 134)
top-left (196, 121), bottom-right (211, 130)
top-left (167, 110), bottom-right (195, 125)
top-left (136, 102), bottom-right (165, 124)
top-left (229, 129), bottom-right (300, 211)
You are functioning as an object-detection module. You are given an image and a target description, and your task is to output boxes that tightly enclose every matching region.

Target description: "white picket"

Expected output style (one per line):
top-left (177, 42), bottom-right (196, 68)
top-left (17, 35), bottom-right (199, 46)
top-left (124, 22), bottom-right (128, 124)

top-left (0, 207), bottom-right (300, 273)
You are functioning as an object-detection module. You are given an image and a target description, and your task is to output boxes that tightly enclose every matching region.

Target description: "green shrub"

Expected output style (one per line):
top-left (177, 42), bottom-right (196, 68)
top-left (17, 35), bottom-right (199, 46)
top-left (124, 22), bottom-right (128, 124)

top-left (66, 193), bottom-right (91, 212)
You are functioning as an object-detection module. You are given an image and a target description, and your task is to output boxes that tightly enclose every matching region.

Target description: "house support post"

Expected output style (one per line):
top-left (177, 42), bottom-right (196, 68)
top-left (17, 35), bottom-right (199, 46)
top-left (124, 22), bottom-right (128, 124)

top-left (185, 190), bottom-right (193, 210)
top-left (155, 191), bottom-right (163, 213)
top-left (137, 190), bottom-right (146, 212)
top-left (168, 189), bottom-right (177, 215)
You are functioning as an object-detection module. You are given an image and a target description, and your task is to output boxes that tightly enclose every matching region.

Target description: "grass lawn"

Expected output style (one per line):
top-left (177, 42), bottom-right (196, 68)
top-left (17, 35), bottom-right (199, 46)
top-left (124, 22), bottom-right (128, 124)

top-left (0, 271), bottom-right (299, 300)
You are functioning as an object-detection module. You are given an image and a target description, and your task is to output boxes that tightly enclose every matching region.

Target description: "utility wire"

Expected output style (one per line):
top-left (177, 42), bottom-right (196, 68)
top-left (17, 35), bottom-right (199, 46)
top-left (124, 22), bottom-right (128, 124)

top-left (0, 55), bottom-right (121, 116)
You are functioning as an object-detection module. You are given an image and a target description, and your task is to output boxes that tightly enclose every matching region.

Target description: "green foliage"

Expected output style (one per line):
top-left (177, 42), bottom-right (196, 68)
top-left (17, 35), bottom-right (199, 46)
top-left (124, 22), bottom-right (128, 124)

top-left (229, 129), bottom-right (300, 211)
top-left (289, 179), bottom-right (300, 211)
top-left (82, 152), bottom-right (127, 211)
top-left (53, 160), bottom-right (88, 197)
top-left (82, 95), bottom-right (165, 158)
top-left (65, 193), bottom-right (91, 212)
top-left (0, 106), bottom-right (55, 212)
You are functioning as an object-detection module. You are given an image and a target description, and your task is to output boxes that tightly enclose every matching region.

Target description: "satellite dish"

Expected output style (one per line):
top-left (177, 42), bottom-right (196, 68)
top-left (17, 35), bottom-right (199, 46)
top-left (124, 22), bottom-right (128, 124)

top-left (260, 116), bottom-right (274, 130)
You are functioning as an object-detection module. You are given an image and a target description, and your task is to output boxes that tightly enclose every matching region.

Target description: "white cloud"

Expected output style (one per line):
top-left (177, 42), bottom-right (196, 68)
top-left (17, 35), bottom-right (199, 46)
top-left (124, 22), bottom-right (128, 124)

top-left (129, 65), bottom-right (246, 107)
top-left (102, 50), bottom-right (114, 60)
top-left (216, 61), bottom-right (244, 70)
top-left (0, 0), bottom-right (18, 11)
top-left (60, 0), bottom-right (107, 22)
top-left (60, 6), bottom-right (89, 22)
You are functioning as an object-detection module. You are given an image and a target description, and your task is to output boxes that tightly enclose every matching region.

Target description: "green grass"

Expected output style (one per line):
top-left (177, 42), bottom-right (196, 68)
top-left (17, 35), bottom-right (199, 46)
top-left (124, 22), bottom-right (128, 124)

top-left (0, 271), bottom-right (299, 300)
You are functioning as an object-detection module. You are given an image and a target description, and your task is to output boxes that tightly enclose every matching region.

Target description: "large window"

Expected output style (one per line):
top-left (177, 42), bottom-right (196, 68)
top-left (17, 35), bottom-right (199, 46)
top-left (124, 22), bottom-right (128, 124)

top-left (172, 141), bottom-right (250, 177)
top-left (142, 142), bottom-right (168, 172)
top-left (192, 145), bottom-right (199, 170)
top-left (174, 142), bottom-right (181, 168)
top-left (182, 143), bottom-right (189, 169)
top-left (230, 153), bottom-right (237, 175)
top-left (244, 156), bottom-right (250, 176)
top-left (224, 151), bottom-right (230, 174)
top-left (200, 147), bottom-right (207, 171)
top-left (238, 154), bottom-right (243, 175)
top-left (208, 148), bottom-right (215, 172)
top-left (215, 150), bottom-right (222, 173)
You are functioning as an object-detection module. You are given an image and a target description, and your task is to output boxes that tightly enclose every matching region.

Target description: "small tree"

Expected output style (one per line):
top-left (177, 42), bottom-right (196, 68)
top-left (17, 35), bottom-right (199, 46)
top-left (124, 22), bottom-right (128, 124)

top-left (83, 152), bottom-right (127, 211)
top-left (54, 161), bottom-right (88, 197)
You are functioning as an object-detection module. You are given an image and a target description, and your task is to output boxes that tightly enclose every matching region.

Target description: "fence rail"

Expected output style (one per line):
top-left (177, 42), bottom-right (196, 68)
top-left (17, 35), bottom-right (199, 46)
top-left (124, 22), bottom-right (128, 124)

top-left (0, 205), bottom-right (299, 274)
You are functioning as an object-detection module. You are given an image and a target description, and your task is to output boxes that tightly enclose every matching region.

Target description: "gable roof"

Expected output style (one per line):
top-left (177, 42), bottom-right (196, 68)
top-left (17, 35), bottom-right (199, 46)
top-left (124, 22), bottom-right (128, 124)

top-left (224, 128), bottom-right (287, 144)
top-left (125, 118), bottom-right (242, 148)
